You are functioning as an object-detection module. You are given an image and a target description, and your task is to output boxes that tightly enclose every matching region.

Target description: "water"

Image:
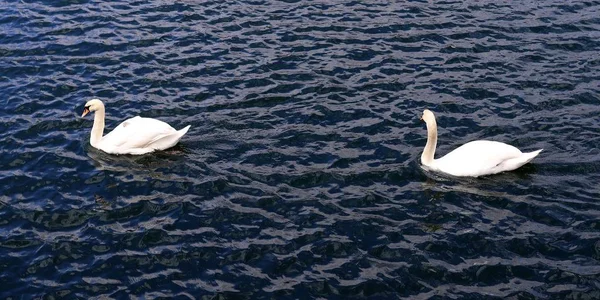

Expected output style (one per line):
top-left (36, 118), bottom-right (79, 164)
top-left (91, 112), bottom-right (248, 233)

top-left (1, 0), bottom-right (599, 298)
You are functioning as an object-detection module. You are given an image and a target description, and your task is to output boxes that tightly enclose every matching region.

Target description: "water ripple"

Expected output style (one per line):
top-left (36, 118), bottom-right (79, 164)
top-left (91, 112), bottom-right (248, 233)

top-left (0, 0), bottom-right (599, 298)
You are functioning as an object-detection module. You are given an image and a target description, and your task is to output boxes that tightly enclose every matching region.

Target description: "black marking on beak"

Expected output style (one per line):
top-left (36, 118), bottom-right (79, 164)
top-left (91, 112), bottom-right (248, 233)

top-left (81, 106), bottom-right (90, 118)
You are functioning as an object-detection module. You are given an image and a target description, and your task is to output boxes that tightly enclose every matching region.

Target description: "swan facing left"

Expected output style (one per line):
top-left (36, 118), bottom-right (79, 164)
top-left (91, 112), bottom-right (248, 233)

top-left (420, 109), bottom-right (542, 177)
top-left (81, 99), bottom-right (190, 155)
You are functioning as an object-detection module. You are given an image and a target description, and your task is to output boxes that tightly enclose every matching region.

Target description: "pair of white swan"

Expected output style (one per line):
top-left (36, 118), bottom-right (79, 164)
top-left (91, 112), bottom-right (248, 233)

top-left (80, 100), bottom-right (541, 177)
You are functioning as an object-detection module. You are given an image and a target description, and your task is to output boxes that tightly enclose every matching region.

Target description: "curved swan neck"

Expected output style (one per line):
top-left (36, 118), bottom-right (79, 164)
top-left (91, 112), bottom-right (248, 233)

top-left (90, 106), bottom-right (105, 147)
top-left (421, 118), bottom-right (437, 166)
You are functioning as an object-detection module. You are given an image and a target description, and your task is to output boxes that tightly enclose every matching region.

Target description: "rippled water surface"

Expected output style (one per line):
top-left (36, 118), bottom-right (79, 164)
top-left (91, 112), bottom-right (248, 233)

top-left (1, 0), bottom-right (600, 298)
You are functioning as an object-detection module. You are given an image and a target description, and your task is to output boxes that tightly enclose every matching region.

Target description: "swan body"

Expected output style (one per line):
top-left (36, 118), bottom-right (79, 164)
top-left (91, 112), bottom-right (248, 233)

top-left (81, 99), bottom-right (190, 155)
top-left (420, 109), bottom-right (542, 177)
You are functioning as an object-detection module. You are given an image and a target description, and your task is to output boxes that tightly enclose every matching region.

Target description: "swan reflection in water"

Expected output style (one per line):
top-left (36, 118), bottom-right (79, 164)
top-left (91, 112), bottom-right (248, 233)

top-left (86, 143), bottom-right (189, 174)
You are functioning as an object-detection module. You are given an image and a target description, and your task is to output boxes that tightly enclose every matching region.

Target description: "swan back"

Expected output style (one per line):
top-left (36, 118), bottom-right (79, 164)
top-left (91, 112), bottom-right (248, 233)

top-left (432, 140), bottom-right (522, 177)
top-left (98, 117), bottom-right (187, 154)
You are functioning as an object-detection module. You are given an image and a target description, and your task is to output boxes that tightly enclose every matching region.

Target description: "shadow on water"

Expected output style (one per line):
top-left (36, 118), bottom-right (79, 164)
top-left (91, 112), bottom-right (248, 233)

top-left (418, 159), bottom-right (540, 197)
top-left (85, 144), bottom-right (190, 173)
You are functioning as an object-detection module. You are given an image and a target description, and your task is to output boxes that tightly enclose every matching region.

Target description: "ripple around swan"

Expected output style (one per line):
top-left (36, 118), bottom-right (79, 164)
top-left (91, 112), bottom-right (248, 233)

top-left (1, 0), bottom-right (600, 299)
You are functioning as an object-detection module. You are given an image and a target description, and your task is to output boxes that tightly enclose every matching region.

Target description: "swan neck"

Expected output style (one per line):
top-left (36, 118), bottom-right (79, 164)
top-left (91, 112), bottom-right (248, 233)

top-left (90, 107), bottom-right (105, 147)
top-left (421, 119), bottom-right (437, 166)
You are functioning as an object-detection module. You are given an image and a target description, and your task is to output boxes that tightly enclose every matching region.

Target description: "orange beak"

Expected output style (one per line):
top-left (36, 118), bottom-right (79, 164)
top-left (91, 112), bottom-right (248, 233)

top-left (81, 107), bottom-right (90, 118)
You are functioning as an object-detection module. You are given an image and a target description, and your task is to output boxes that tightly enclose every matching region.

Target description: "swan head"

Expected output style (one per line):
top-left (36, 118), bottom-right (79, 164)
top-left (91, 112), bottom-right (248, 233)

top-left (420, 109), bottom-right (436, 124)
top-left (81, 99), bottom-right (105, 118)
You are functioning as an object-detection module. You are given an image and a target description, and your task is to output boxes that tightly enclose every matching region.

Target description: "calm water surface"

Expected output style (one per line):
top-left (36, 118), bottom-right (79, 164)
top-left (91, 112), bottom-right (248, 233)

top-left (1, 0), bottom-right (600, 298)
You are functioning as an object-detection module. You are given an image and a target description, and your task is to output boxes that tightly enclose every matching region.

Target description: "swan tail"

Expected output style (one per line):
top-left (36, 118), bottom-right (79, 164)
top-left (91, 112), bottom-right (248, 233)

top-left (498, 149), bottom-right (542, 172)
top-left (522, 149), bottom-right (543, 164)
top-left (147, 125), bottom-right (191, 151)
top-left (178, 125), bottom-right (191, 136)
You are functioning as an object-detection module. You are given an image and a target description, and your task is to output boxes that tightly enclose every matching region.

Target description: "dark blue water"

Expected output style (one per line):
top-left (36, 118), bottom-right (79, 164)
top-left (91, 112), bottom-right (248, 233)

top-left (1, 0), bottom-right (600, 298)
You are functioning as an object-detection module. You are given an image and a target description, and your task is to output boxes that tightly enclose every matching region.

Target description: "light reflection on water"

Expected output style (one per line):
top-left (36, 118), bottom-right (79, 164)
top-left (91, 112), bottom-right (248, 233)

top-left (0, 0), bottom-right (599, 298)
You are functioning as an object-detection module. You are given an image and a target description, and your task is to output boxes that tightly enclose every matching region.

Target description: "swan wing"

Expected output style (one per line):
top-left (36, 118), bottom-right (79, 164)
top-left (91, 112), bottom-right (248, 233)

top-left (434, 140), bottom-right (523, 177)
top-left (98, 116), bottom-right (177, 153)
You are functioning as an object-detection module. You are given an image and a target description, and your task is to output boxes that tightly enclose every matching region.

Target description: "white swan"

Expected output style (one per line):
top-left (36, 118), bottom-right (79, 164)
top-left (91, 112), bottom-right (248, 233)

top-left (420, 109), bottom-right (542, 177)
top-left (81, 99), bottom-right (190, 155)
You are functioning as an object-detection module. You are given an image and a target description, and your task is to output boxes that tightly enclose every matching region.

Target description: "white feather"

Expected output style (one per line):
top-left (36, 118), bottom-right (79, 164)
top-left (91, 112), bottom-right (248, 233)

top-left (420, 109), bottom-right (542, 177)
top-left (82, 99), bottom-right (190, 155)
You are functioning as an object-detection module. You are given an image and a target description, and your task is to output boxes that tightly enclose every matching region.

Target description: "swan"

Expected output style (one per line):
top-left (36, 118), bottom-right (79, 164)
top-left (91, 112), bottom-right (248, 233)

top-left (420, 109), bottom-right (542, 177)
top-left (81, 99), bottom-right (190, 155)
